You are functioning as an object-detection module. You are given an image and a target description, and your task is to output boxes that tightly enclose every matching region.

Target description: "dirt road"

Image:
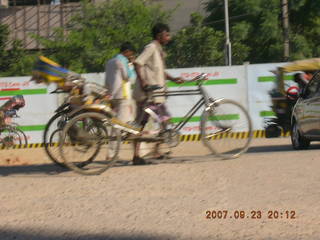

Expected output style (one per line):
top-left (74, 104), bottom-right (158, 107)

top-left (1, 138), bottom-right (320, 240)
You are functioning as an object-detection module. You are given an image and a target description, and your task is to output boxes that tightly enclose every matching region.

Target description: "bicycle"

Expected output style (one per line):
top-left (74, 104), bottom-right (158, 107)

top-left (43, 86), bottom-right (111, 168)
top-left (58, 73), bottom-right (253, 175)
top-left (29, 55), bottom-right (112, 167)
top-left (0, 106), bottom-right (28, 149)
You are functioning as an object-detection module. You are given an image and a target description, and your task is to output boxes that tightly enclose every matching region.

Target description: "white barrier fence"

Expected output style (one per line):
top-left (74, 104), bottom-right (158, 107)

top-left (0, 62), bottom-right (295, 143)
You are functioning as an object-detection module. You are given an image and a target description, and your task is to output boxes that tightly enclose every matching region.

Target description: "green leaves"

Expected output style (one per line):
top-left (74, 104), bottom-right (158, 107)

top-left (166, 13), bottom-right (225, 68)
top-left (35, 0), bottom-right (170, 73)
top-left (1, 0), bottom-right (320, 77)
top-left (204, 0), bottom-right (320, 64)
top-left (0, 23), bottom-right (37, 77)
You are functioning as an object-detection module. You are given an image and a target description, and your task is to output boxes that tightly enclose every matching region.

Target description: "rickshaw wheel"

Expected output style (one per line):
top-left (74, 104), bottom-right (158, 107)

top-left (265, 124), bottom-right (282, 138)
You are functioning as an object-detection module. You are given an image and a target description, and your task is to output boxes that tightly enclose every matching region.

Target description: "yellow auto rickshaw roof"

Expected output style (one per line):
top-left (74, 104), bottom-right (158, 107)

top-left (281, 58), bottom-right (320, 72)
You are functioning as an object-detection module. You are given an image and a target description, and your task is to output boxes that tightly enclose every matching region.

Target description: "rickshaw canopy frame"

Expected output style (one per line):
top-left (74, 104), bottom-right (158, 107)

top-left (276, 58), bottom-right (320, 94)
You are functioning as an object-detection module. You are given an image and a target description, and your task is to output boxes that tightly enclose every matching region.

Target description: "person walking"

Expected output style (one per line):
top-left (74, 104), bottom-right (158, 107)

top-left (105, 42), bottom-right (137, 122)
top-left (132, 23), bottom-right (185, 165)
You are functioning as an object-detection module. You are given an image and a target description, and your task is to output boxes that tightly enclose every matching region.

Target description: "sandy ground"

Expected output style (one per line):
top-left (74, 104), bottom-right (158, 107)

top-left (0, 138), bottom-right (320, 240)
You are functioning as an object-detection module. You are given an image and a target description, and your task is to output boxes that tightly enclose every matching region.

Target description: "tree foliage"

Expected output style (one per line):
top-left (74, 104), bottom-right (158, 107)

top-left (166, 13), bottom-right (225, 68)
top-left (36, 0), bottom-right (171, 73)
top-left (1, 0), bottom-right (320, 77)
top-left (204, 0), bottom-right (320, 64)
top-left (0, 23), bottom-right (33, 77)
top-left (166, 13), bottom-right (249, 67)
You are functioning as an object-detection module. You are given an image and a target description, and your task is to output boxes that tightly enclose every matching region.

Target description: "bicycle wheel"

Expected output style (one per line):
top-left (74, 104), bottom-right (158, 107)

top-left (59, 112), bottom-right (121, 175)
top-left (200, 99), bottom-right (253, 159)
top-left (43, 111), bottom-right (68, 167)
top-left (14, 127), bottom-right (28, 147)
top-left (6, 123), bottom-right (28, 147)
top-left (0, 126), bottom-right (26, 149)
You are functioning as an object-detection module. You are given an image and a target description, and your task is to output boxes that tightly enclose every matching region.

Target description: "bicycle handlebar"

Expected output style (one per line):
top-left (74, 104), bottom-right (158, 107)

top-left (143, 73), bottom-right (208, 93)
top-left (191, 73), bottom-right (208, 81)
top-left (189, 73), bottom-right (208, 84)
top-left (176, 73), bottom-right (208, 88)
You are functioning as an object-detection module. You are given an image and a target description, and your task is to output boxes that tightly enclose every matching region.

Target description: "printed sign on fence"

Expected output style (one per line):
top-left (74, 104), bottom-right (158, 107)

top-left (0, 62), bottom-right (298, 144)
top-left (0, 77), bottom-right (57, 143)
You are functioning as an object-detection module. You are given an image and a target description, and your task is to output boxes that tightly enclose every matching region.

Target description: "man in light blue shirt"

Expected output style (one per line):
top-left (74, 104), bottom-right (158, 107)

top-left (105, 42), bottom-right (136, 122)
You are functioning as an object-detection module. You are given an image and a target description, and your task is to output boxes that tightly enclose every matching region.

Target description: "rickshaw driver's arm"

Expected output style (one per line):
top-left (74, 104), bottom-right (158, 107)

top-left (133, 62), bottom-right (148, 90)
top-left (134, 62), bottom-right (185, 90)
top-left (165, 72), bottom-right (185, 84)
top-left (57, 80), bottom-right (76, 92)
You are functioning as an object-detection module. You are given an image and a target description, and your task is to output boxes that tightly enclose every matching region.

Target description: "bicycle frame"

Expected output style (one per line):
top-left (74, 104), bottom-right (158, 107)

top-left (68, 76), bottom-right (215, 140)
top-left (146, 81), bottom-right (213, 133)
top-left (58, 75), bottom-right (253, 175)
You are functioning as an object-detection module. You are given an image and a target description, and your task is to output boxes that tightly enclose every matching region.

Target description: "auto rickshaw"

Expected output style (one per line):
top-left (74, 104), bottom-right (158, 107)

top-left (265, 58), bottom-right (320, 138)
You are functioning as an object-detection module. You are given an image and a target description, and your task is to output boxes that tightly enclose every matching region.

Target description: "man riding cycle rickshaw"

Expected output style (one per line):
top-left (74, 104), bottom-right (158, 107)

top-left (265, 58), bottom-right (320, 138)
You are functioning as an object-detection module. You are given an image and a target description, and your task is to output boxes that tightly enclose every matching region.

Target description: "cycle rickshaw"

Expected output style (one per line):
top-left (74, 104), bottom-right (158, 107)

top-left (31, 56), bottom-right (253, 175)
top-left (265, 58), bottom-right (320, 138)
top-left (31, 56), bottom-right (112, 167)
top-left (58, 74), bottom-right (254, 175)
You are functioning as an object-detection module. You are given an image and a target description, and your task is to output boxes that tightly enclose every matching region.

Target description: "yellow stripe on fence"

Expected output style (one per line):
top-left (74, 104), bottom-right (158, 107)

top-left (0, 130), bottom-right (291, 150)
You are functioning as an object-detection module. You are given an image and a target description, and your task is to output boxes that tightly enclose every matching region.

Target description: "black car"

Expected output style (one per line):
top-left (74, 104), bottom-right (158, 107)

top-left (291, 71), bottom-right (320, 149)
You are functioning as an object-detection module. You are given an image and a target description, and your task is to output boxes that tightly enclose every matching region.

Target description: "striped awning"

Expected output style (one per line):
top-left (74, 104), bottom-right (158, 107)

top-left (32, 56), bottom-right (70, 83)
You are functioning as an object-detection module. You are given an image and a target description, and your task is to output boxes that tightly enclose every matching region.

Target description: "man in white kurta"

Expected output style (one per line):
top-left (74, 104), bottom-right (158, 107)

top-left (132, 23), bottom-right (184, 165)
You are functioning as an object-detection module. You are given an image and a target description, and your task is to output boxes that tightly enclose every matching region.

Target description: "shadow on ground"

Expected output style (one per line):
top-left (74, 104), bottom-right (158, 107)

top-left (247, 144), bottom-right (292, 153)
top-left (0, 229), bottom-right (174, 240)
top-left (247, 142), bottom-right (320, 154)
top-left (0, 163), bottom-right (68, 177)
top-left (0, 228), bottom-right (305, 240)
top-left (0, 155), bottom-right (218, 176)
top-left (2, 142), bottom-right (320, 176)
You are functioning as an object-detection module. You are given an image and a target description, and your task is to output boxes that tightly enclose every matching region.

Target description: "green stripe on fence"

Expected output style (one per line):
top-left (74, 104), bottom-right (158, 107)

top-left (258, 75), bottom-right (293, 82)
top-left (167, 78), bottom-right (237, 87)
top-left (17, 125), bottom-right (46, 131)
top-left (0, 89), bottom-right (47, 96)
top-left (170, 114), bottom-right (240, 123)
top-left (260, 111), bottom-right (276, 117)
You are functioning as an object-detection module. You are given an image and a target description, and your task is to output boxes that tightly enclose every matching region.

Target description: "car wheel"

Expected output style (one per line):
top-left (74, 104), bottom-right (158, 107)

top-left (291, 121), bottom-right (310, 150)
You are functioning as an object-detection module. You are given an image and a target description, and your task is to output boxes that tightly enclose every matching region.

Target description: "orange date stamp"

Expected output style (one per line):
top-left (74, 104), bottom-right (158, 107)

top-left (205, 210), bottom-right (296, 220)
